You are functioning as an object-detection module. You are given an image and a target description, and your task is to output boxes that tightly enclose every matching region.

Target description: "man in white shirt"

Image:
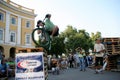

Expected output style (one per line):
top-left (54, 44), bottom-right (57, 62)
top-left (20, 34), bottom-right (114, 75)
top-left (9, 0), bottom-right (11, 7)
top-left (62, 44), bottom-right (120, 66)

top-left (94, 38), bottom-right (105, 73)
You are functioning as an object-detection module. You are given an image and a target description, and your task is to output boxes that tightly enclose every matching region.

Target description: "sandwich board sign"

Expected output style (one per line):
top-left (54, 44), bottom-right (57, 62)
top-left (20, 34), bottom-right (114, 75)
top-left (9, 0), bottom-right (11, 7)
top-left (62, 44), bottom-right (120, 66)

top-left (15, 52), bottom-right (45, 80)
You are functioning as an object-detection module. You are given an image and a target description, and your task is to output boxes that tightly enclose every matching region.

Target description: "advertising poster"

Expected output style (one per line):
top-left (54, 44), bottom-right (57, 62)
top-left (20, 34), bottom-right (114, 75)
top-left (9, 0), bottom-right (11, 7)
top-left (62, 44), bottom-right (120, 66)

top-left (15, 52), bottom-right (45, 80)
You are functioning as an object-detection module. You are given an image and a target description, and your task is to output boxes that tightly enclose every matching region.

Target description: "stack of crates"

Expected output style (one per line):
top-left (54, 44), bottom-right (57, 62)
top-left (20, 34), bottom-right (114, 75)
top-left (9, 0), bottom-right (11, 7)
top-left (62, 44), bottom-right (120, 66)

top-left (103, 38), bottom-right (120, 54)
top-left (16, 47), bottom-right (48, 80)
top-left (103, 38), bottom-right (120, 70)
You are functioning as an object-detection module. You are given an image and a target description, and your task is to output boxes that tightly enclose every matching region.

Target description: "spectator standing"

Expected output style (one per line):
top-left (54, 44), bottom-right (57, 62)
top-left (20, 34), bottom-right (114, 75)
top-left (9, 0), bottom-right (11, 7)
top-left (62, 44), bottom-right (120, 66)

top-left (94, 38), bottom-right (105, 73)
top-left (68, 54), bottom-right (74, 68)
top-left (78, 48), bottom-right (86, 71)
top-left (74, 51), bottom-right (80, 68)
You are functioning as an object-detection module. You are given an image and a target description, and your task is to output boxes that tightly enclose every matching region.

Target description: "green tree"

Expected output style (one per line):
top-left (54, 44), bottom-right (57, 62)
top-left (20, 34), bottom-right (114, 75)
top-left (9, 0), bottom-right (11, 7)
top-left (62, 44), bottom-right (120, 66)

top-left (91, 31), bottom-right (101, 41)
top-left (48, 36), bottom-right (65, 57)
top-left (61, 26), bottom-right (93, 52)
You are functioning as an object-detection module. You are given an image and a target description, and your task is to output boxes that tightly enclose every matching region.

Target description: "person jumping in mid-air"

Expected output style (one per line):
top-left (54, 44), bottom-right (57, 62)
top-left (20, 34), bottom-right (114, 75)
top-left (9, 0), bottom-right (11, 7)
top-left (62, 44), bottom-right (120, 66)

top-left (44, 14), bottom-right (59, 39)
top-left (37, 14), bottom-right (59, 40)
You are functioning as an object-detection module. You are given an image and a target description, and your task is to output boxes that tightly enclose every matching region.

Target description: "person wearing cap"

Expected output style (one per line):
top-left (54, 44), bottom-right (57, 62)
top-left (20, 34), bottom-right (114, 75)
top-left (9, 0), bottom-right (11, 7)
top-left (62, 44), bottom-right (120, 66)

top-left (94, 38), bottom-right (105, 73)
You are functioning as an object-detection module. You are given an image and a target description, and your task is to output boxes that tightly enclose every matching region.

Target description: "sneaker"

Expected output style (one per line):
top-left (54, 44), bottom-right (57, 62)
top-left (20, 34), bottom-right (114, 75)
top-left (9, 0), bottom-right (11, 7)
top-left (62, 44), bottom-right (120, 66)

top-left (41, 37), bottom-right (45, 42)
top-left (50, 35), bottom-right (53, 40)
top-left (94, 70), bottom-right (99, 74)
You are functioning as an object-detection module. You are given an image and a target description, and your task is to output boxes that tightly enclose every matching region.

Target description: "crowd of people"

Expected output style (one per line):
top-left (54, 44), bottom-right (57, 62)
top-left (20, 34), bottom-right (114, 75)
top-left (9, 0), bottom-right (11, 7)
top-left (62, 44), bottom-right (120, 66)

top-left (0, 38), bottom-right (108, 79)
top-left (47, 48), bottom-right (94, 75)
top-left (48, 38), bottom-right (109, 75)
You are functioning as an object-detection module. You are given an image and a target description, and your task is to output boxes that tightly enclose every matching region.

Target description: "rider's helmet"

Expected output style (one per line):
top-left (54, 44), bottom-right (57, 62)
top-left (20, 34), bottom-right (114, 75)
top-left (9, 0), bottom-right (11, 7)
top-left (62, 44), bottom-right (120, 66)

top-left (45, 14), bottom-right (51, 18)
top-left (37, 20), bottom-right (42, 27)
top-left (37, 20), bottom-right (45, 27)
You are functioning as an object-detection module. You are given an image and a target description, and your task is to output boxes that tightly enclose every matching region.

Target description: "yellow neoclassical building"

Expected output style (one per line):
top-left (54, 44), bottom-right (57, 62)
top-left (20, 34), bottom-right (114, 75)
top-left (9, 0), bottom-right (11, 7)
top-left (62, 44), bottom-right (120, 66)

top-left (0, 0), bottom-right (36, 58)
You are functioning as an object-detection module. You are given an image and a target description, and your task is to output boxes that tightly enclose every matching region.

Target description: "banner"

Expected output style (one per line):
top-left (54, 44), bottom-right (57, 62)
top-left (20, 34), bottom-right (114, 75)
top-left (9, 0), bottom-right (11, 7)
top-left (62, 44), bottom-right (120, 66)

top-left (15, 52), bottom-right (45, 80)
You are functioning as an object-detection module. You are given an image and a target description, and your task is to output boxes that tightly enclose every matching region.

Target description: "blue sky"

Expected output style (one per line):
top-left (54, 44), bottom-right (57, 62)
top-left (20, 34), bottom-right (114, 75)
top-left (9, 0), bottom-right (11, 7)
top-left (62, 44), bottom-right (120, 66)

top-left (11, 0), bottom-right (120, 37)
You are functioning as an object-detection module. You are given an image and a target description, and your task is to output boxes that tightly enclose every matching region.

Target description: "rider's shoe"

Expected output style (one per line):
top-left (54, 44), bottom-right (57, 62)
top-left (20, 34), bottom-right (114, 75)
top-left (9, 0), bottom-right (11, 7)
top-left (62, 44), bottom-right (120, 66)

top-left (41, 37), bottom-right (45, 42)
top-left (94, 70), bottom-right (99, 74)
top-left (50, 35), bottom-right (53, 41)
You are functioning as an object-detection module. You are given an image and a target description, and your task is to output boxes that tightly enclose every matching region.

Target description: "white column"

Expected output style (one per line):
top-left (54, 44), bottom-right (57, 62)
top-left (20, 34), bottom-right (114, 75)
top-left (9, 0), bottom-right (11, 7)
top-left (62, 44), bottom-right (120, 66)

top-left (17, 16), bottom-right (21, 45)
top-left (5, 11), bottom-right (10, 43)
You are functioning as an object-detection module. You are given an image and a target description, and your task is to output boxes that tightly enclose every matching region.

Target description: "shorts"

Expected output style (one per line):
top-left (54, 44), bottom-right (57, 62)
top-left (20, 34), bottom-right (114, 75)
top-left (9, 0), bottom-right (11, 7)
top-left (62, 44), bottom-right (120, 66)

top-left (95, 57), bottom-right (103, 66)
top-left (47, 28), bottom-right (59, 36)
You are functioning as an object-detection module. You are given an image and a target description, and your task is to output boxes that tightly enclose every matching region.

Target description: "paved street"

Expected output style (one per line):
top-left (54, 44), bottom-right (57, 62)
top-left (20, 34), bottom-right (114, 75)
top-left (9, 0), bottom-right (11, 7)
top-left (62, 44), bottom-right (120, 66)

top-left (48, 68), bottom-right (120, 80)
top-left (6, 68), bottom-right (120, 80)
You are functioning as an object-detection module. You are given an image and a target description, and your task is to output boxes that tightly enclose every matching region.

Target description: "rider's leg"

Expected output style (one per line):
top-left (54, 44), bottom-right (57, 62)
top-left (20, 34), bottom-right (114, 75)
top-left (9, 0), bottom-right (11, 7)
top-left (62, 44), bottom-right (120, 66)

top-left (51, 26), bottom-right (59, 37)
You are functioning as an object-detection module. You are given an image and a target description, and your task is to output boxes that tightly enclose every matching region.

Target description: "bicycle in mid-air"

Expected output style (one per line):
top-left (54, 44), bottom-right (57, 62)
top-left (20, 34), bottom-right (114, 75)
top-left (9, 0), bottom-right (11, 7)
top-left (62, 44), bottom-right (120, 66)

top-left (32, 24), bottom-right (52, 50)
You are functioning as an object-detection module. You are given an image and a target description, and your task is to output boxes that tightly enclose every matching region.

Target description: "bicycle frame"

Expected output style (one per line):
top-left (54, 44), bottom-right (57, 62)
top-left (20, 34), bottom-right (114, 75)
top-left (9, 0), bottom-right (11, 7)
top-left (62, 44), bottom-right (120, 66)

top-left (32, 26), bottom-right (51, 50)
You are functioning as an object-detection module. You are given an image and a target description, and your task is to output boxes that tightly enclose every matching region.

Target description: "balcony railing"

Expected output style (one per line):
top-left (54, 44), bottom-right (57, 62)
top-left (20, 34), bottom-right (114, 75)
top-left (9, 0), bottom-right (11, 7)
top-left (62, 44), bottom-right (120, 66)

top-left (2, 0), bottom-right (34, 13)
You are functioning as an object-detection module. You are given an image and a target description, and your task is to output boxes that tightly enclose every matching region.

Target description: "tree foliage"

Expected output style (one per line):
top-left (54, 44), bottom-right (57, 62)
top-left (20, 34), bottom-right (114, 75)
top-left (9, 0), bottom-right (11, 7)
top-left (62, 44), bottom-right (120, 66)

top-left (48, 37), bottom-right (65, 56)
top-left (42, 25), bottom-right (102, 56)
top-left (60, 26), bottom-right (94, 52)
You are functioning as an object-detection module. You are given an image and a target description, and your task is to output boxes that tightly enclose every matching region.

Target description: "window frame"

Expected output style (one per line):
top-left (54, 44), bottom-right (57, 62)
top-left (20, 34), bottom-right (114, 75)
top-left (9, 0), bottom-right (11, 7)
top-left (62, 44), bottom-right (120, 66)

top-left (10, 16), bottom-right (17, 25)
top-left (10, 31), bottom-right (16, 43)
top-left (25, 34), bottom-right (31, 45)
top-left (0, 28), bottom-right (4, 42)
top-left (26, 20), bottom-right (31, 28)
top-left (0, 12), bottom-right (4, 22)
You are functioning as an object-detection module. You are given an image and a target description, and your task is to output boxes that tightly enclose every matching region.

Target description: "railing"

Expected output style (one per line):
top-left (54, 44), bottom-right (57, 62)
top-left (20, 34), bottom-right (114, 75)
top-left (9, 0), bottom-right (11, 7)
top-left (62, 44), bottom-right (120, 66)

top-left (2, 0), bottom-right (34, 13)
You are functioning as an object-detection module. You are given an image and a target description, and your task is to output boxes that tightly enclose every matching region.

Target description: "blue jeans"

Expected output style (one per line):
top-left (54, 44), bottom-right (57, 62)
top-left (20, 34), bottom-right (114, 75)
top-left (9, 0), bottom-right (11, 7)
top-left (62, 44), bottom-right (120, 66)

top-left (79, 57), bottom-right (85, 70)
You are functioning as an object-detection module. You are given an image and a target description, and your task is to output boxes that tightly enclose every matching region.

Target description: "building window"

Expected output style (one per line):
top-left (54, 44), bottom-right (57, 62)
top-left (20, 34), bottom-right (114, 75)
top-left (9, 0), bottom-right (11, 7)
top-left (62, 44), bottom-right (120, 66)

top-left (10, 32), bottom-right (15, 42)
top-left (0, 12), bottom-right (4, 21)
top-left (11, 17), bottom-right (16, 25)
top-left (26, 21), bottom-right (31, 28)
top-left (0, 29), bottom-right (3, 40)
top-left (25, 34), bottom-right (31, 44)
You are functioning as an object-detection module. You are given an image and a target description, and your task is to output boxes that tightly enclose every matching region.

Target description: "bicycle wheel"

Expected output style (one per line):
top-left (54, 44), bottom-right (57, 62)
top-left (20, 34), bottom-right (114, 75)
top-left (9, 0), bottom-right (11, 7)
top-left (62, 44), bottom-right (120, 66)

top-left (31, 28), bottom-right (50, 48)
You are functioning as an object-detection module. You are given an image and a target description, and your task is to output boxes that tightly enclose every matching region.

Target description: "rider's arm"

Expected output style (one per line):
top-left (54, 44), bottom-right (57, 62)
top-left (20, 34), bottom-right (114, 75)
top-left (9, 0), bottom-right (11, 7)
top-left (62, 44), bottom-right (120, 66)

top-left (37, 30), bottom-right (42, 34)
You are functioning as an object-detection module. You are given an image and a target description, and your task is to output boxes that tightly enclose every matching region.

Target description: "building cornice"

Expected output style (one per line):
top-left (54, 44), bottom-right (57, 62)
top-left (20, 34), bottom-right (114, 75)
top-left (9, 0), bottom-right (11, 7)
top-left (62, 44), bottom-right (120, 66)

top-left (0, 7), bottom-right (35, 20)
top-left (0, 0), bottom-right (37, 17)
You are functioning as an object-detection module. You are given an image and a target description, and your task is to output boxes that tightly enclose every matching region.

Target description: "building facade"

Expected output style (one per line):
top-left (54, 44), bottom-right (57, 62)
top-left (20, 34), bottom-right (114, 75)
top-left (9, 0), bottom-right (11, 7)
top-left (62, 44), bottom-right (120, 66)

top-left (0, 0), bottom-right (36, 58)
